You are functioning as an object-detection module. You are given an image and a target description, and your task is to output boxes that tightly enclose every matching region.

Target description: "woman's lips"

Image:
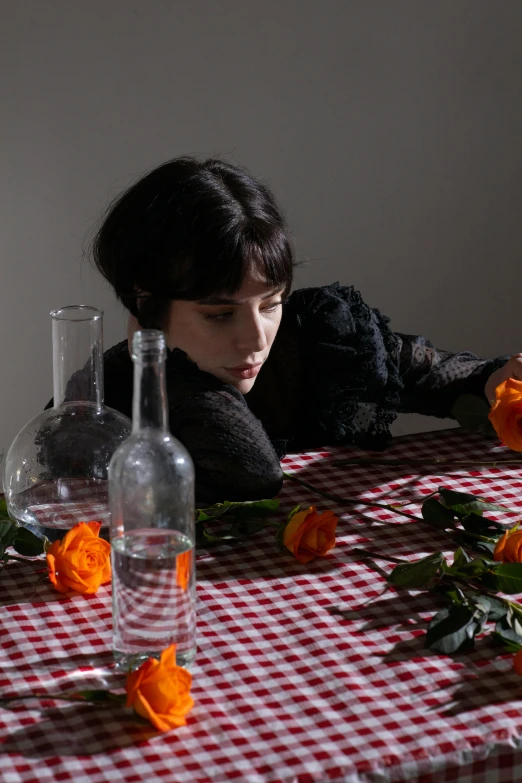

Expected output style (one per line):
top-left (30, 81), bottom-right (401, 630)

top-left (224, 363), bottom-right (263, 379)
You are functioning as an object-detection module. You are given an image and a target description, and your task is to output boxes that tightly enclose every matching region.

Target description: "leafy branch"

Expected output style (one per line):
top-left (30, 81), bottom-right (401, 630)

top-left (354, 546), bottom-right (522, 655)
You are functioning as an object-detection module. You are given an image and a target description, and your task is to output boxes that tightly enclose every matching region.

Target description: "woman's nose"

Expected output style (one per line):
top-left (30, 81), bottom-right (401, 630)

top-left (236, 313), bottom-right (267, 354)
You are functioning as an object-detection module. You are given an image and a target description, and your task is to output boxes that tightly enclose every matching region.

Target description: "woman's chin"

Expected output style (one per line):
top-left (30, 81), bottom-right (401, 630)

top-left (205, 366), bottom-right (259, 394)
top-left (231, 377), bottom-right (258, 394)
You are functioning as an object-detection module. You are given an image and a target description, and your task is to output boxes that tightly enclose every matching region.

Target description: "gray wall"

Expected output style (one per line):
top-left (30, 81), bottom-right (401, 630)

top-left (2, 0), bottom-right (522, 457)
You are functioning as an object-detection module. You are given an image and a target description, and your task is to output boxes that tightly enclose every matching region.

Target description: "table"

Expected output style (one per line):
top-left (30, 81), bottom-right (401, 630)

top-left (2, 429), bottom-right (522, 783)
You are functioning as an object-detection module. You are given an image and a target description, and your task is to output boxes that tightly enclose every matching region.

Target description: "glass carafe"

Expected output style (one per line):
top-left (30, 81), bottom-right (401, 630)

top-left (4, 305), bottom-right (131, 541)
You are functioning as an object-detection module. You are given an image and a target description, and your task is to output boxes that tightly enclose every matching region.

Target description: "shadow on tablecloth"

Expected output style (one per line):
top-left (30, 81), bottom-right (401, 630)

top-left (0, 649), bottom-right (115, 674)
top-left (0, 560), bottom-right (66, 608)
top-left (1, 701), bottom-right (157, 756)
top-left (328, 588), bottom-right (445, 633)
top-left (437, 667), bottom-right (522, 717)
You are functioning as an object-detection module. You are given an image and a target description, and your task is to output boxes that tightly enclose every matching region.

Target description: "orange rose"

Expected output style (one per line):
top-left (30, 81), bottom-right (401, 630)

top-left (125, 644), bottom-right (194, 732)
top-left (493, 524), bottom-right (522, 563)
top-left (46, 521), bottom-right (111, 595)
top-left (282, 505), bottom-right (338, 565)
top-left (488, 379), bottom-right (522, 451)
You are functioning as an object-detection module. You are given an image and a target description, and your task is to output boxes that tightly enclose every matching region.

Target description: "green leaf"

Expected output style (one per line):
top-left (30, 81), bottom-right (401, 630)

top-left (482, 563), bottom-right (522, 595)
top-left (439, 583), bottom-right (467, 605)
top-left (421, 498), bottom-right (457, 529)
top-left (0, 519), bottom-right (18, 548)
top-left (494, 616), bottom-right (522, 646)
top-left (452, 547), bottom-right (472, 567)
top-left (451, 394), bottom-right (497, 435)
top-left (426, 604), bottom-right (483, 654)
top-left (13, 528), bottom-right (45, 557)
top-left (459, 513), bottom-right (505, 536)
top-left (491, 630), bottom-right (522, 652)
top-left (389, 552), bottom-right (445, 589)
top-left (473, 594), bottom-right (508, 622)
top-left (196, 498), bottom-right (279, 523)
top-left (506, 606), bottom-right (522, 634)
top-left (0, 497), bottom-right (9, 519)
top-left (445, 554), bottom-right (489, 580)
top-left (438, 487), bottom-right (515, 516)
top-left (451, 532), bottom-right (497, 558)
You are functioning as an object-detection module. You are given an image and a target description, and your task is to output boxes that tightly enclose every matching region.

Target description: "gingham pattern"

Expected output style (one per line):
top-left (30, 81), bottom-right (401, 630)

top-left (3, 429), bottom-right (522, 783)
top-left (26, 480), bottom-right (109, 528)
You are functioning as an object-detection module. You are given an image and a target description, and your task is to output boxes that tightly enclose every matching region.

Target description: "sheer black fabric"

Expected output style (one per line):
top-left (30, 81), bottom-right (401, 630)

top-left (100, 283), bottom-right (508, 503)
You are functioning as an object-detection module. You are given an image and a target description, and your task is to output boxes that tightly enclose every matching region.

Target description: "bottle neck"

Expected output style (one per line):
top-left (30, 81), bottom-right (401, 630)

top-left (132, 337), bottom-right (168, 433)
top-left (51, 306), bottom-right (104, 409)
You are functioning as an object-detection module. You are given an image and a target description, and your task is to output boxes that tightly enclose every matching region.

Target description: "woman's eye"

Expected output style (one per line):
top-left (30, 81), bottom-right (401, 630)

top-left (203, 301), bottom-right (282, 322)
top-left (262, 301), bottom-right (283, 314)
top-left (204, 311), bottom-right (234, 322)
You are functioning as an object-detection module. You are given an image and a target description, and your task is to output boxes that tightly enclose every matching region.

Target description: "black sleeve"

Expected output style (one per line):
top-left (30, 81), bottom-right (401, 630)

top-left (165, 354), bottom-right (283, 505)
top-left (101, 341), bottom-right (283, 504)
top-left (395, 333), bottom-right (509, 418)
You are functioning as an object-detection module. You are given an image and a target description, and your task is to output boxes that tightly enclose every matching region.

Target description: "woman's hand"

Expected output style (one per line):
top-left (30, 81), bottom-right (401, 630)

top-left (485, 354), bottom-right (522, 405)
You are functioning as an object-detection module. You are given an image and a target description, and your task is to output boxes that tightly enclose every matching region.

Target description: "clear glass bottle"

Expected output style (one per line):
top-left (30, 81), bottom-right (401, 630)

top-left (109, 329), bottom-right (196, 671)
top-left (4, 306), bottom-right (131, 541)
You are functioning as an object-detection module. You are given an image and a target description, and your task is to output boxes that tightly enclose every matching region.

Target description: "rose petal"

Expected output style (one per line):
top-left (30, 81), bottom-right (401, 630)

top-left (504, 531), bottom-right (522, 563)
top-left (126, 658), bottom-right (155, 707)
top-left (132, 690), bottom-right (178, 732)
top-left (283, 508), bottom-right (315, 552)
top-left (84, 521), bottom-right (103, 537)
top-left (494, 532), bottom-right (508, 562)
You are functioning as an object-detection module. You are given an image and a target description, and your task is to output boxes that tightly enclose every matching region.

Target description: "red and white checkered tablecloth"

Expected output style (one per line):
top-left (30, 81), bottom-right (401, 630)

top-left (26, 479), bottom-right (110, 528)
top-left (3, 429), bottom-right (522, 783)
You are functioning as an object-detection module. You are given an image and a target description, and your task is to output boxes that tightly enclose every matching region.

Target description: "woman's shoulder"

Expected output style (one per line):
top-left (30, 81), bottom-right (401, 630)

top-left (103, 339), bottom-right (131, 365)
top-left (280, 282), bottom-right (402, 450)
top-left (285, 281), bottom-right (349, 310)
top-left (283, 282), bottom-right (389, 337)
top-left (285, 282), bottom-right (374, 315)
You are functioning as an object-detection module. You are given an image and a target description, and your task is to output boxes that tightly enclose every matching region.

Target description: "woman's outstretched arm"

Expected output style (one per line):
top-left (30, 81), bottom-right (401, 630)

top-left (395, 333), bottom-right (509, 417)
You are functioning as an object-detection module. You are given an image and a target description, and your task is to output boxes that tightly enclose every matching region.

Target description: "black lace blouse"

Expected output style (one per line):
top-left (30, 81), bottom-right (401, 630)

top-left (101, 283), bottom-right (508, 503)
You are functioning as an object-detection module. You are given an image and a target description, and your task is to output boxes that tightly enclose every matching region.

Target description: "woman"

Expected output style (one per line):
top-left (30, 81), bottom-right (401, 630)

top-left (92, 156), bottom-right (517, 503)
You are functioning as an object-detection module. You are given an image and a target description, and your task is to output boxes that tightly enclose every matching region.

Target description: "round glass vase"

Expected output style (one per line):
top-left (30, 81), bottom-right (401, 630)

top-left (4, 305), bottom-right (131, 541)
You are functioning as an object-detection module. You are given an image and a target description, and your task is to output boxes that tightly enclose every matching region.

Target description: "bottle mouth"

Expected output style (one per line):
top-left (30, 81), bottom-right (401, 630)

top-left (132, 329), bottom-right (166, 359)
top-left (50, 305), bottom-right (103, 322)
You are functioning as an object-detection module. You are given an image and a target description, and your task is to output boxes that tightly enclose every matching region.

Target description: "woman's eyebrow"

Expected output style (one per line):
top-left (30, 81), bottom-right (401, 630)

top-left (197, 289), bottom-right (283, 306)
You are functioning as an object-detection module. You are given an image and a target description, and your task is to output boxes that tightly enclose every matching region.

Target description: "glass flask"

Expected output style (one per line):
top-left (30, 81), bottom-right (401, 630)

top-left (4, 306), bottom-right (131, 541)
top-left (109, 330), bottom-right (196, 671)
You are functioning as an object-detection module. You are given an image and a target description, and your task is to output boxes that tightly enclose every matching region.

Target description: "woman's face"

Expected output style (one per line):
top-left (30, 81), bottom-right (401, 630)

top-left (163, 269), bottom-right (285, 393)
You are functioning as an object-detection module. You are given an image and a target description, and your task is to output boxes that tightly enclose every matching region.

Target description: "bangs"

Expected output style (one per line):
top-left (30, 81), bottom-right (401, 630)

top-left (149, 224), bottom-right (294, 302)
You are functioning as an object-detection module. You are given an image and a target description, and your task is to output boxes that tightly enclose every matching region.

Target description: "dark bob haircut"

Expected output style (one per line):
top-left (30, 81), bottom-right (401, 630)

top-left (92, 157), bottom-right (295, 329)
